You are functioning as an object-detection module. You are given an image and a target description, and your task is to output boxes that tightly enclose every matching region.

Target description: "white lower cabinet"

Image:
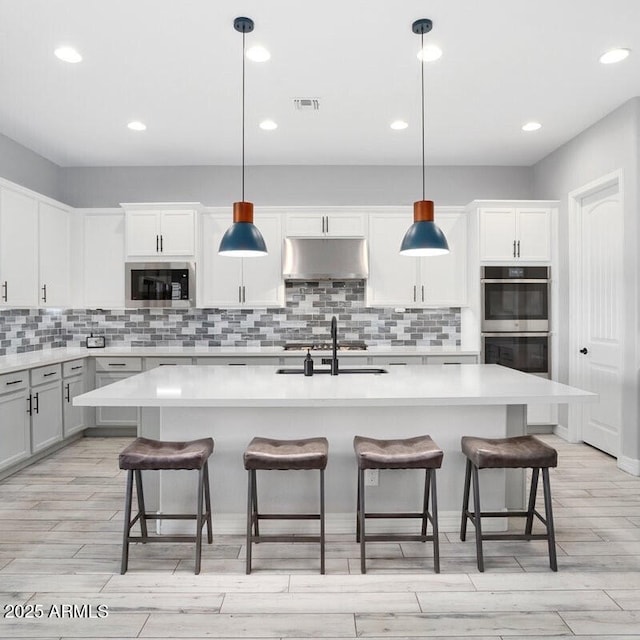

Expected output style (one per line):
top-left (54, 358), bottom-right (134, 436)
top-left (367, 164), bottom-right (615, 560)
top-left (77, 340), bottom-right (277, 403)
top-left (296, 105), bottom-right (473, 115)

top-left (29, 365), bottom-right (63, 454)
top-left (0, 371), bottom-right (31, 473)
top-left (94, 357), bottom-right (142, 428)
top-left (62, 359), bottom-right (88, 437)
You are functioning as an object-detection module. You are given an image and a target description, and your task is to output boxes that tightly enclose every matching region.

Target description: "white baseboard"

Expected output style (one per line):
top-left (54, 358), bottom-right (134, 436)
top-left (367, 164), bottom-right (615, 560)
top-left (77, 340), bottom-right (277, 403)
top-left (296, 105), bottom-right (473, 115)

top-left (618, 455), bottom-right (640, 477)
top-left (553, 423), bottom-right (570, 441)
top-left (159, 511), bottom-right (507, 536)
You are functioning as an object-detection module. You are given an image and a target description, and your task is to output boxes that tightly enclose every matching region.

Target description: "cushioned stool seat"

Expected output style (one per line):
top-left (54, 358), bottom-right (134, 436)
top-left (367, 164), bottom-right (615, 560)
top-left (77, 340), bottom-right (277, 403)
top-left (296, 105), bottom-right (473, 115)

top-left (118, 437), bottom-right (214, 575)
top-left (354, 435), bottom-right (443, 573)
top-left (460, 435), bottom-right (558, 572)
top-left (243, 437), bottom-right (329, 574)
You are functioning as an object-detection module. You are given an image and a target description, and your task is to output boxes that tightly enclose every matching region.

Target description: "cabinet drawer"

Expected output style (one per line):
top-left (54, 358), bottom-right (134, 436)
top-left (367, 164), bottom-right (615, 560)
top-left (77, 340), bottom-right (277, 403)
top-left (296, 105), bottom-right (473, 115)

top-left (425, 355), bottom-right (478, 365)
top-left (95, 357), bottom-right (143, 372)
top-left (145, 357), bottom-right (193, 370)
top-left (370, 356), bottom-right (423, 366)
top-left (30, 364), bottom-right (61, 386)
top-left (63, 359), bottom-right (86, 377)
top-left (0, 370), bottom-right (29, 394)
top-left (195, 357), bottom-right (281, 366)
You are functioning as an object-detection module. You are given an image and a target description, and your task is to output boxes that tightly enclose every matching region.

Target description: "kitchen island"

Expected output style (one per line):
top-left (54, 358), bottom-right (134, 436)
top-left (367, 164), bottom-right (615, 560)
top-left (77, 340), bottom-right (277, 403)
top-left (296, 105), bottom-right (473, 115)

top-left (75, 364), bottom-right (595, 534)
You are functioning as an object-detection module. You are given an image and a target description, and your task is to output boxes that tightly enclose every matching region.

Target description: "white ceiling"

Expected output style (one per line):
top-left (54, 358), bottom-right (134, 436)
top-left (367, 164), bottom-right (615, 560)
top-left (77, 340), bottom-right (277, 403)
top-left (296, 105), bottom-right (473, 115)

top-left (1, 0), bottom-right (639, 168)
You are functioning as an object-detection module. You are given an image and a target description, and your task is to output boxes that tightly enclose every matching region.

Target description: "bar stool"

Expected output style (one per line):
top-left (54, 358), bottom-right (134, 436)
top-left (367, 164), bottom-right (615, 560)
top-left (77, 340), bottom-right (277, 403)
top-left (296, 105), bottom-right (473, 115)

top-left (460, 435), bottom-right (558, 572)
top-left (243, 436), bottom-right (328, 574)
top-left (353, 435), bottom-right (443, 574)
top-left (118, 436), bottom-right (214, 575)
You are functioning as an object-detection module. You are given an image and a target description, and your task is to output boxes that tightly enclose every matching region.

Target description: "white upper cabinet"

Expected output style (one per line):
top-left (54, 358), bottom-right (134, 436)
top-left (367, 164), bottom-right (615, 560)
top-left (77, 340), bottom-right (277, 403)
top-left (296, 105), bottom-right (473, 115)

top-left (0, 186), bottom-right (39, 307)
top-left (38, 202), bottom-right (70, 307)
top-left (83, 211), bottom-right (125, 308)
top-left (479, 206), bottom-right (551, 262)
top-left (124, 205), bottom-right (197, 258)
top-left (367, 210), bottom-right (468, 308)
top-left (285, 210), bottom-right (366, 237)
top-left (200, 211), bottom-right (284, 307)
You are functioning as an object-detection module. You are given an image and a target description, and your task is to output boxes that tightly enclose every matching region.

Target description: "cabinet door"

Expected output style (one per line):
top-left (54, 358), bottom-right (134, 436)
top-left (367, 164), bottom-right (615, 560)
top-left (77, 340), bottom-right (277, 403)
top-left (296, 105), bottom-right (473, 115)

top-left (419, 212), bottom-right (468, 306)
top-left (242, 214), bottom-right (284, 307)
top-left (39, 202), bottom-right (70, 307)
top-left (285, 213), bottom-right (324, 236)
top-left (63, 376), bottom-right (86, 437)
top-left (516, 208), bottom-right (551, 261)
top-left (31, 381), bottom-right (63, 453)
top-left (479, 208), bottom-right (517, 261)
top-left (200, 213), bottom-right (243, 306)
top-left (159, 210), bottom-right (195, 256)
top-left (366, 213), bottom-right (419, 307)
top-left (125, 210), bottom-right (160, 256)
top-left (94, 373), bottom-right (138, 427)
top-left (83, 212), bottom-right (125, 308)
top-left (0, 187), bottom-right (39, 307)
top-left (285, 212), bottom-right (366, 237)
top-left (0, 389), bottom-right (31, 472)
top-left (325, 213), bottom-right (366, 237)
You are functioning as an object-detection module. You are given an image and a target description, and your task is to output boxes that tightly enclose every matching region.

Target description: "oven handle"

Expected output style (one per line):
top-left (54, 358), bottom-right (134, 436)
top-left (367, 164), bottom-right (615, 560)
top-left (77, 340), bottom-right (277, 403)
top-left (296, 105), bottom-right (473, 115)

top-left (481, 332), bottom-right (550, 337)
top-left (481, 279), bottom-right (550, 284)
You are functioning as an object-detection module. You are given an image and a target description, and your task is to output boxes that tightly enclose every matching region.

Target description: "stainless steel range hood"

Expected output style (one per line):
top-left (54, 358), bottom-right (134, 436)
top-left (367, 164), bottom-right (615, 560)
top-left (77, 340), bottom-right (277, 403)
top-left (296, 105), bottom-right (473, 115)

top-left (282, 237), bottom-right (368, 280)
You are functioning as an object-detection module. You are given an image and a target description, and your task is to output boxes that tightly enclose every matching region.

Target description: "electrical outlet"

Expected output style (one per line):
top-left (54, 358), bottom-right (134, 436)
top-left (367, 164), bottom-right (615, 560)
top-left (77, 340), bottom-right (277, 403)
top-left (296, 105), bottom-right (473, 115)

top-left (364, 469), bottom-right (379, 486)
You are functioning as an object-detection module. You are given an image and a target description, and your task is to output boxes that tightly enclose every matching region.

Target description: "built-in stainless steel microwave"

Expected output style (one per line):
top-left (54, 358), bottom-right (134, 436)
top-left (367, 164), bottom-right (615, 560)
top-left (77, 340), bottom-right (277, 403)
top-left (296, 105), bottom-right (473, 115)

top-left (125, 262), bottom-right (195, 308)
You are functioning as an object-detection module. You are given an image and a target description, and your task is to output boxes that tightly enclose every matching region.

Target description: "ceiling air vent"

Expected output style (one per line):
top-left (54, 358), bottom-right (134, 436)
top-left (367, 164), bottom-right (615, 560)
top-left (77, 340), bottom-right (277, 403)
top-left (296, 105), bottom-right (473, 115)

top-left (293, 98), bottom-right (320, 111)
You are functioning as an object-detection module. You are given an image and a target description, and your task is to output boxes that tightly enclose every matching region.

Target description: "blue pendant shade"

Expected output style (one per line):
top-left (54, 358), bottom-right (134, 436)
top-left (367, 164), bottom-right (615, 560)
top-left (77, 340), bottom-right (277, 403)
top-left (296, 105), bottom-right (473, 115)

top-left (400, 200), bottom-right (449, 256)
top-left (218, 201), bottom-right (267, 257)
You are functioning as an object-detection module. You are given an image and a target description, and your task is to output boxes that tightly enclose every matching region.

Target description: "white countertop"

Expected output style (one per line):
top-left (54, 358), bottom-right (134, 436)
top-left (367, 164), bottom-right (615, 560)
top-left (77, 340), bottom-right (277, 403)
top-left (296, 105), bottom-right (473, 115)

top-left (0, 345), bottom-right (478, 375)
top-left (74, 364), bottom-right (596, 408)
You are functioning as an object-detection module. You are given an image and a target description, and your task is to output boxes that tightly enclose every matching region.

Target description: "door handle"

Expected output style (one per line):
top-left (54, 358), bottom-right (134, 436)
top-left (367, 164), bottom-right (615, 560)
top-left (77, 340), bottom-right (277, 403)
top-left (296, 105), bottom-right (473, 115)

top-left (6, 379), bottom-right (23, 386)
top-left (513, 240), bottom-right (516, 258)
top-left (421, 285), bottom-right (425, 302)
top-left (27, 395), bottom-right (32, 416)
top-left (579, 347), bottom-right (588, 354)
top-left (517, 240), bottom-right (520, 258)
top-left (108, 363), bottom-right (126, 367)
top-left (43, 372), bottom-right (56, 377)
top-left (325, 216), bottom-right (329, 234)
top-left (160, 235), bottom-right (163, 252)
top-left (242, 285), bottom-right (246, 303)
top-left (65, 383), bottom-right (70, 402)
top-left (413, 285), bottom-right (416, 302)
top-left (2, 280), bottom-right (7, 302)
top-left (239, 285), bottom-right (242, 303)
top-left (41, 284), bottom-right (47, 303)
top-left (156, 234), bottom-right (159, 252)
top-left (33, 392), bottom-right (39, 414)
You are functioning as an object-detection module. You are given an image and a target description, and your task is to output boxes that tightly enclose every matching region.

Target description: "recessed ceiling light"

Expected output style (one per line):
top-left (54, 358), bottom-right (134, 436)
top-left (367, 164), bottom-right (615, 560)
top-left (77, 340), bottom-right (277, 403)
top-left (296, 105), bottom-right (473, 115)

top-left (417, 45), bottom-right (442, 62)
top-left (522, 121), bottom-right (542, 132)
top-left (390, 120), bottom-right (409, 130)
top-left (127, 121), bottom-right (147, 131)
top-left (599, 47), bottom-right (630, 64)
top-left (54, 46), bottom-right (82, 63)
top-left (246, 45), bottom-right (270, 62)
top-left (259, 119), bottom-right (278, 130)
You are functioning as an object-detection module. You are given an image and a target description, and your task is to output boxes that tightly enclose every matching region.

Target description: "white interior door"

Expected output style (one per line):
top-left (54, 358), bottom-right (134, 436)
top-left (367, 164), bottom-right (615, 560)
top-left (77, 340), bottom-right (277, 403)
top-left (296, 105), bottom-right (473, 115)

top-left (571, 177), bottom-right (623, 456)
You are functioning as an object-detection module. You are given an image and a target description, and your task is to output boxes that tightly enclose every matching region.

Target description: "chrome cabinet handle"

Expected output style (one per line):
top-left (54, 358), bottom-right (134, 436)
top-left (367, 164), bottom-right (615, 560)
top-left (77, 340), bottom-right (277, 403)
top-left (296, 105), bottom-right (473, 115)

top-left (517, 240), bottom-right (520, 258)
top-left (41, 284), bottom-right (47, 303)
top-left (2, 280), bottom-right (7, 302)
top-left (65, 383), bottom-right (70, 402)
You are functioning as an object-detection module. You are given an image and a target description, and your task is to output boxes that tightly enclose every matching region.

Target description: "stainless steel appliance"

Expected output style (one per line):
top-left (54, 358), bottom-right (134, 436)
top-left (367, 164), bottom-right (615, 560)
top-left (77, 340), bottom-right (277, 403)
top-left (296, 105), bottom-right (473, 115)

top-left (482, 333), bottom-right (550, 376)
top-left (481, 266), bottom-right (549, 332)
top-left (125, 262), bottom-right (195, 308)
top-left (282, 237), bottom-right (368, 279)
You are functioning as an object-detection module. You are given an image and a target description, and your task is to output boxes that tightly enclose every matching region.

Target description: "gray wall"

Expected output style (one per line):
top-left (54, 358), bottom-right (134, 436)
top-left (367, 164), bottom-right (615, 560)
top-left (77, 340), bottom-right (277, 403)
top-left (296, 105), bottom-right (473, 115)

top-left (0, 133), bottom-right (61, 200)
top-left (59, 164), bottom-right (533, 208)
top-left (533, 97), bottom-right (640, 468)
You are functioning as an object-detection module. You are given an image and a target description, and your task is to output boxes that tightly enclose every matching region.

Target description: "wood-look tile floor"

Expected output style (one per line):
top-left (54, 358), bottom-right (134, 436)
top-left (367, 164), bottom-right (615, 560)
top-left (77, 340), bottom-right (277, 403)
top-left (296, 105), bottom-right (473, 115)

top-left (1, 435), bottom-right (640, 638)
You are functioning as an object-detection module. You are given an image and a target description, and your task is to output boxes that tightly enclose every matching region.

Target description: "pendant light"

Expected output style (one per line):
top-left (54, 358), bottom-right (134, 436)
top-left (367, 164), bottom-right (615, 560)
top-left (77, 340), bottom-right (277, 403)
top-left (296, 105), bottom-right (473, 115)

top-left (218, 16), bottom-right (268, 257)
top-left (400, 18), bottom-right (449, 257)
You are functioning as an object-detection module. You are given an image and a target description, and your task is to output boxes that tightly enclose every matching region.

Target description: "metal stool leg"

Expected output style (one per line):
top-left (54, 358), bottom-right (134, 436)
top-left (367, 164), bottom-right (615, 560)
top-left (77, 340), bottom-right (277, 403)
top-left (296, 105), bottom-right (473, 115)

top-left (471, 464), bottom-right (484, 572)
top-left (542, 467), bottom-right (558, 571)
top-left (134, 469), bottom-right (148, 541)
top-left (460, 458), bottom-right (472, 541)
top-left (320, 469), bottom-right (325, 575)
top-left (430, 469), bottom-right (440, 573)
top-left (194, 466), bottom-right (205, 575)
top-left (121, 470), bottom-right (134, 574)
top-left (359, 468), bottom-right (366, 574)
top-left (525, 468), bottom-right (540, 535)
top-left (355, 473), bottom-right (361, 543)
top-left (251, 469), bottom-right (259, 540)
top-left (203, 461), bottom-right (213, 544)
top-left (245, 469), bottom-right (254, 574)
top-left (421, 468), bottom-right (431, 538)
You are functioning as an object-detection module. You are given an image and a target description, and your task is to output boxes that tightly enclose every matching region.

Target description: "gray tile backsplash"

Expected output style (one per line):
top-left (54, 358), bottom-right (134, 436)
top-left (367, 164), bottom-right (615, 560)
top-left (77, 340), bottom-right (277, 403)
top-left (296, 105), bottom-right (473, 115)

top-left (0, 281), bottom-right (460, 355)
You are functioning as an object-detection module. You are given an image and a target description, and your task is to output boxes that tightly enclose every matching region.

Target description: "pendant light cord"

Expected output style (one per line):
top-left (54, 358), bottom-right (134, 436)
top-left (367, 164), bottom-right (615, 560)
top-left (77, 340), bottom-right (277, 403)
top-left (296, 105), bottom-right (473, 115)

top-left (420, 31), bottom-right (425, 201)
top-left (241, 30), bottom-right (246, 202)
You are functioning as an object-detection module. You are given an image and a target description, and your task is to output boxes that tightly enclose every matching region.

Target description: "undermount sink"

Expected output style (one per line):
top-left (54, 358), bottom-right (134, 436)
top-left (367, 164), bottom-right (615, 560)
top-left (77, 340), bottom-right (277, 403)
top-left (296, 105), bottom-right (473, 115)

top-left (276, 368), bottom-right (388, 375)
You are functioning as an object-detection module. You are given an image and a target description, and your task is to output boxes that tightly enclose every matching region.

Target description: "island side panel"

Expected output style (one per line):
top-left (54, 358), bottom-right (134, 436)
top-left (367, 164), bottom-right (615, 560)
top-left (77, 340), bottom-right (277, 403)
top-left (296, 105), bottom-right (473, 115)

top-left (148, 404), bottom-right (511, 534)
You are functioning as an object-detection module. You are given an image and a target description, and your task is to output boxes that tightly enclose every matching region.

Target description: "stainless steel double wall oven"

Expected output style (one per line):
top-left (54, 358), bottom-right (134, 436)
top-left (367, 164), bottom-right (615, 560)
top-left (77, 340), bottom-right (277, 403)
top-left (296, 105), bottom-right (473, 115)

top-left (481, 266), bottom-right (550, 376)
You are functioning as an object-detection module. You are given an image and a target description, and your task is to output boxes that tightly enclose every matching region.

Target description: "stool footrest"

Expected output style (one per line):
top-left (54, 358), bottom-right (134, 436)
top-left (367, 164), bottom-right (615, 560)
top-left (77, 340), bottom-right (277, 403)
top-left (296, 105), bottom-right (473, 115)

top-left (128, 535), bottom-right (198, 543)
top-left (364, 534), bottom-right (435, 543)
top-left (364, 511), bottom-right (430, 519)
top-left (250, 534), bottom-right (322, 544)
top-left (256, 513), bottom-right (320, 521)
top-left (478, 533), bottom-right (552, 541)
top-left (131, 512), bottom-right (210, 521)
